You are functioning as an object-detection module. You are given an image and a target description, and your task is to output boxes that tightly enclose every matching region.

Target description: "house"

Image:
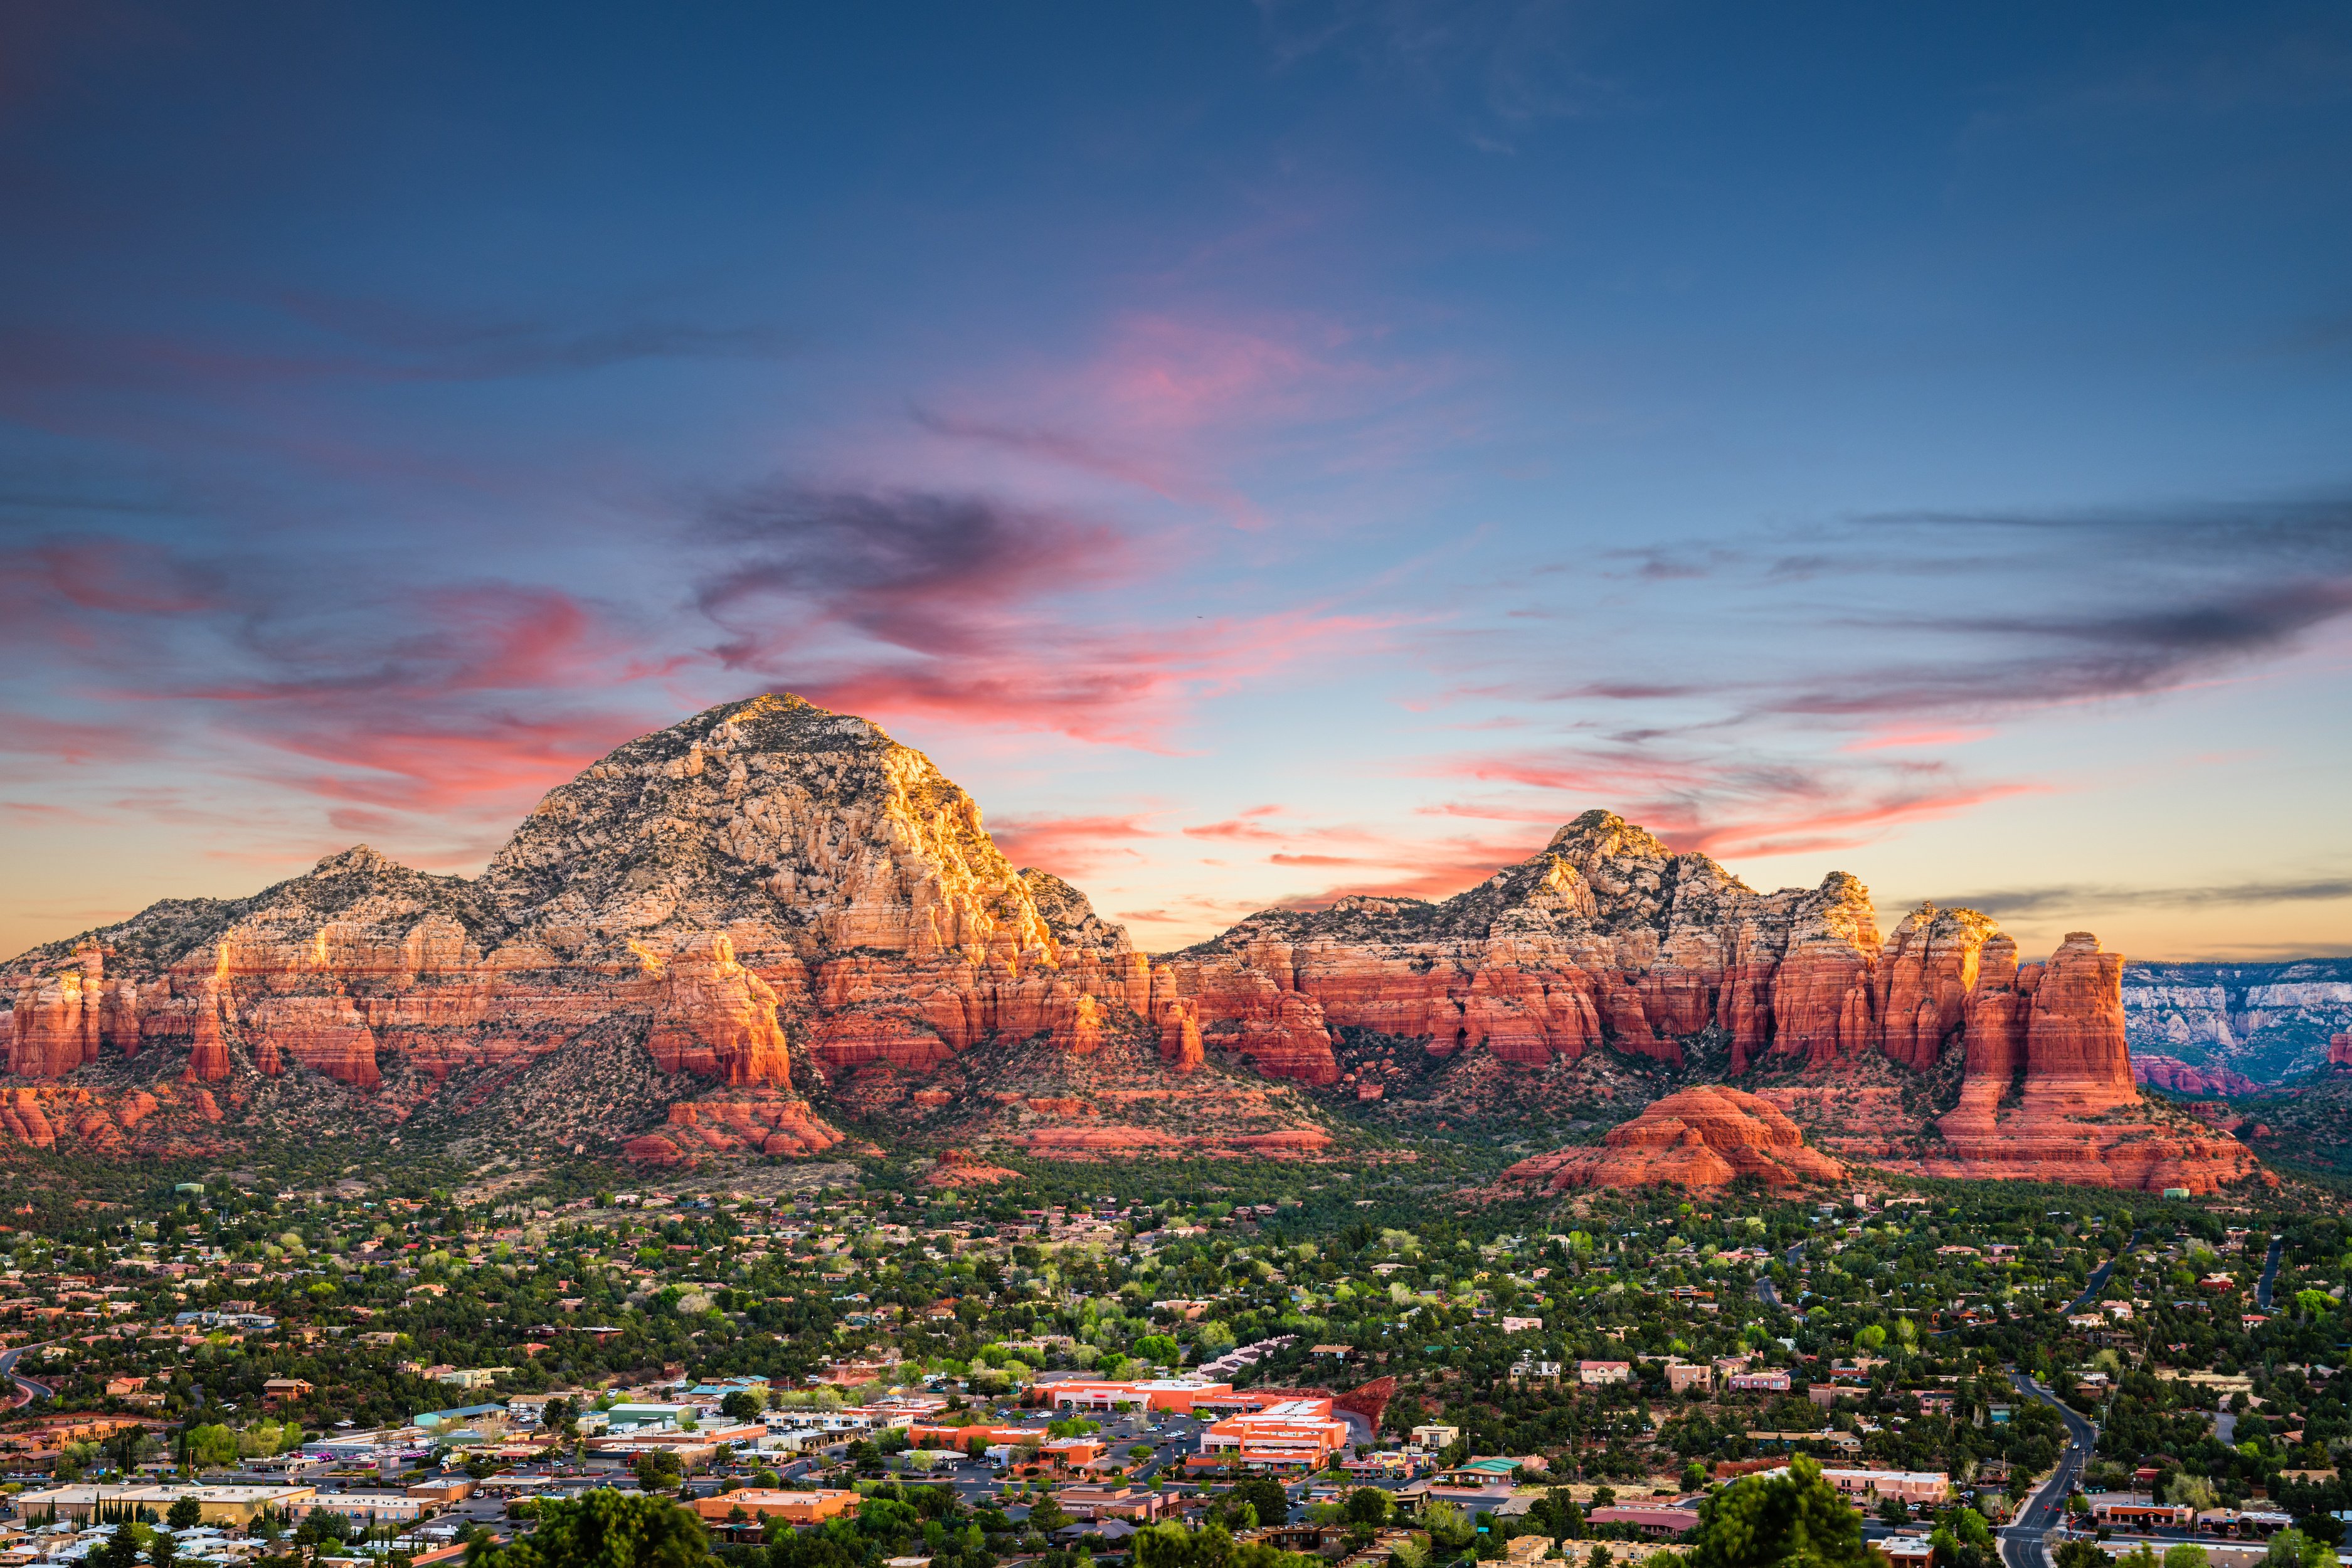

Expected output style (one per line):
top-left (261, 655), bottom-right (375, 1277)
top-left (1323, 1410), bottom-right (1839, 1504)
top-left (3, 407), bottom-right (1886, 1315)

top-left (1408, 1424), bottom-right (1459, 1453)
top-left (1578, 1360), bottom-right (1633, 1386)
top-left (1727, 1370), bottom-right (1792, 1392)
top-left (1585, 1506), bottom-right (1699, 1540)
top-left (1500, 1316), bottom-right (1544, 1334)
top-left (436, 1367), bottom-right (509, 1391)
top-left (264, 1378), bottom-right (315, 1405)
top-left (1665, 1362), bottom-right (1714, 1394)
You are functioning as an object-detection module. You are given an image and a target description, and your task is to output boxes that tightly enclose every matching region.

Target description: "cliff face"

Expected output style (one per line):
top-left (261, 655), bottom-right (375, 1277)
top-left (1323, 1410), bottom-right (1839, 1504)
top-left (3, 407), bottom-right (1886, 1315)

top-left (0, 694), bottom-right (1313, 1162)
top-left (1160, 812), bottom-right (1899, 1084)
top-left (2120, 960), bottom-right (2352, 1085)
top-left (2134, 1056), bottom-right (2262, 1097)
top-left (1165, 816), bottom-right (2259, 1194)
top-left (1498, 1085), bottom-right (1845, 1192)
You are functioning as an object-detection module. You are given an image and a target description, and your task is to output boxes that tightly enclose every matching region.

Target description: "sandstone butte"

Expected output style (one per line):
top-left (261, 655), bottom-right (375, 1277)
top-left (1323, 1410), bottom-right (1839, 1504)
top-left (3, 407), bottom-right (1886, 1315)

top-left (0, 695), bottom-right (2267, 1193)
top-left (2332, 1032), bottom-right (2352, 1069)
top-left (1497, 1085), bottom-right (1846, 1193)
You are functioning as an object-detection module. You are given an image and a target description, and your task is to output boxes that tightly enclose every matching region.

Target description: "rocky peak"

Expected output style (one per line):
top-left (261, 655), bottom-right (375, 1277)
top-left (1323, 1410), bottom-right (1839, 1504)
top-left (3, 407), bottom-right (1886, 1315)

top-left (1019, 869), bottom-right (1131, 956)
top-left (484, 692), bottom-right (1056, 964)
top-left (310, 844), bottom-right (405, 879)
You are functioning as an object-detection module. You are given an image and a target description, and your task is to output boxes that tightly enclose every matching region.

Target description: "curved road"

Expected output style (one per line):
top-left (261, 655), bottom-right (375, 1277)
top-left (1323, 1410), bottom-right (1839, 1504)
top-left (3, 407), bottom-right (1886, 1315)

top-left (2000, 1370), bottom-right (2096, 1568)
top-left (2063, 1229), bottom-right (2140, 1316)
top-left (1, 1341), bottom-right (54, 1409)
top-left (2254, 1236), bottom-right (2284, 1311)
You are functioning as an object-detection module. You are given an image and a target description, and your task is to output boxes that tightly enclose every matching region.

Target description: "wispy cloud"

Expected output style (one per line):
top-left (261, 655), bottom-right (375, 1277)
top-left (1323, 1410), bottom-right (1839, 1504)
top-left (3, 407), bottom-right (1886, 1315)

top-left (1946, 875), bottom-right (2352, 919)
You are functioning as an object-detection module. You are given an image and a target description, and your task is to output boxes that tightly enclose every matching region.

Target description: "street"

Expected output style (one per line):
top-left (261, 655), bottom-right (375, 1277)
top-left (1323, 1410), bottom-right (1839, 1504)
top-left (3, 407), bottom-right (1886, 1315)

top-left (2062, 1230), bottom-right (2139, 1316)
top-left (2254, 1236), bottom-right (2284, 1311)
top-left (0, 1342), bottom-right (52, 1410)
top-left (1999, 1370), bottom-right (2096, 1568)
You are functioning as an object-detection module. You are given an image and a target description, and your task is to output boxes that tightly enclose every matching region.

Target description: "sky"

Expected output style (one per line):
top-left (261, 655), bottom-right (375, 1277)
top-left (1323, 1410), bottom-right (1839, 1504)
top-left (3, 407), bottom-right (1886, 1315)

top-left (5, 2), bottom-right (2352, 963)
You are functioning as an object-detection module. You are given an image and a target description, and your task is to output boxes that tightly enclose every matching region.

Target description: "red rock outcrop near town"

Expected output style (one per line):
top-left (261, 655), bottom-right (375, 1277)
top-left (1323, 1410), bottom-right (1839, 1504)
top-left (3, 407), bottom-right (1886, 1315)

top-left (2331, 1032), bottom-right (2352, 1069)
top-left (1, 695), bottom-right (1320, 1163)
top-left (0, 697), bottom-right (2271, 1192)
top-left (1498, 1086), bottom-right (1845, 1192)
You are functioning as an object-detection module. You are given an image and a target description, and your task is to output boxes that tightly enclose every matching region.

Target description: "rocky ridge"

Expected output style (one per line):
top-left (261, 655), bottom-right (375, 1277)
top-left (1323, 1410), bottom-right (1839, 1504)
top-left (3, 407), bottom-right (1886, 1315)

top-left (1, 695), bottom-right (1309, 1163)
top-left (0, 697), bottom-right (2272, 1192)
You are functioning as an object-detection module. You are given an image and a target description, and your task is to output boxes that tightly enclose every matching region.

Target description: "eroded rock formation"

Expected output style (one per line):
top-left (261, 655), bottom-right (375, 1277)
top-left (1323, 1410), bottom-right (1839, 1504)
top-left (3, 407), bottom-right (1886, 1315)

top-left (0, 698), bottom-right (2274, 1190)
top-left (1498, 1085), bottom-right (1845, 1192)
top-left (0, 694), bottom-right (1298, 1162)
top-left (2134, 1056), bottom-right (2261, 1097)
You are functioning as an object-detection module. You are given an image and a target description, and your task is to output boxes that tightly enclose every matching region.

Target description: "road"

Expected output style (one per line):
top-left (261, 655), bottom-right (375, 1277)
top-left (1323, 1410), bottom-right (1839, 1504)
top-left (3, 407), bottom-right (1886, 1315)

top-left (2063, 1229), bottom-right (2140, 1316)
top-left (2255, 1236), bottom-right (2284, 1311)
top-left (0, 1342), bottom-right (53, 1409)
top-left (2213, 1397), bottom-right (2235, 1445)
top-left (1758, 1242), bottom-right (1804, 1309)
top-left (1999, 1370), bottom-right (2095, 1568)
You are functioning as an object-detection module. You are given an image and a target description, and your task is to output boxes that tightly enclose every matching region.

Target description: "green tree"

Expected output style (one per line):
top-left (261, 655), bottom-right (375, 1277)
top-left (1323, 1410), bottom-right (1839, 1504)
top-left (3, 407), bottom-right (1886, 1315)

top-left (2263, 1532), bottom-right (2326, 1568)
top-left (167, 1498), bottom-right (204, 1532)
top-left (1137, 1523), bottom-right (1236, 1568)
top-left (466, 1491), bottom-right (710, 1568)
top-left (1687, 1457), bottom-right (1875, 1568)
top-left (721, 1392), bottom-right (765, 1424)
top-left (1422, 1502), bottom-right (1475, 1552)
top-left (2162, 1547), bottom-right (2209, 1568)
top-left (1343, 1490), bottom-right (1392, 1527)
top-left (1134, 1335), bottom-right (1180, 1365)
top-left (1232, 1477), bottom-right (1291, 1532)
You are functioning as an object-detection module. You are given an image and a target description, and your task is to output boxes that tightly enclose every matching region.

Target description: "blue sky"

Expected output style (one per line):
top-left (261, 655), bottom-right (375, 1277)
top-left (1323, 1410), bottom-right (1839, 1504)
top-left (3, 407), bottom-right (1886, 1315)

top-left (4, 2), bottom-right (2351, 959)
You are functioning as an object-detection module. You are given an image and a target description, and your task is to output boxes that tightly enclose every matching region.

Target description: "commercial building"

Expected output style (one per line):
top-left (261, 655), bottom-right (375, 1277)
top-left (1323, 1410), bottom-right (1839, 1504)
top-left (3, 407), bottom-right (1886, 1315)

top-left (1821, 1470), bottom-right (1951, 1507)
top-left (691, 1489), bottom-right (861, 1525)
top-left (1045, 1379), bottom-right (1235, 1414)
top-left (18, 1484), bottom-right (317, 1527)
top-left (1190, 1397), bottom-right (1352, 1473)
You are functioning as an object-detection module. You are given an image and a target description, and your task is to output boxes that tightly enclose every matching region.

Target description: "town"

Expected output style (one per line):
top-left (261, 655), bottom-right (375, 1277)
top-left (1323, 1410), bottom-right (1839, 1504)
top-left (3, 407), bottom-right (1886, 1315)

top-left (0, 1165), bottom-right (2344, 1568)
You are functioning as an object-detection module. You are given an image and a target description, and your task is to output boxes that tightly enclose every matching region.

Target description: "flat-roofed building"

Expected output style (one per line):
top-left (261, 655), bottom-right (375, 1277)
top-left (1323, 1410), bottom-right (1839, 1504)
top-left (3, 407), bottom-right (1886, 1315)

top-left (1821, 1470), bottom-right (1950, 1507)
top-left (18, 1484), bottom-right (317, 1527)
top-left (1190, 1397), bottom-right (1351, 1474)
top-left (1046, 1379), bottom-right (1234, 1414)
top-left (692, 1489), bottom-right (860, 1525)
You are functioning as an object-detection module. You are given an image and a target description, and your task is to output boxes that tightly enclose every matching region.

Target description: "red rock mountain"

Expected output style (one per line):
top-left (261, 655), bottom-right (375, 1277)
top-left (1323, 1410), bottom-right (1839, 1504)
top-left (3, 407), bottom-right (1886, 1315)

top-left (0, 696), bottom-right (1323, 1162)
top-left (0, 697), bottom-right (2267, 1192)
top-left (1496, 1086), bottom-right (1845, 1193)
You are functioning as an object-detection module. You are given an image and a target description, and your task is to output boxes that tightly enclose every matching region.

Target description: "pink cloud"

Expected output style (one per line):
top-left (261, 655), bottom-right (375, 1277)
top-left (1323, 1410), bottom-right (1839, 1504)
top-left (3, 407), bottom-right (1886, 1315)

top-left (1424, 741), bottom-right (2045, 865)
top-left (987, 812), bottom-right (1161, 879)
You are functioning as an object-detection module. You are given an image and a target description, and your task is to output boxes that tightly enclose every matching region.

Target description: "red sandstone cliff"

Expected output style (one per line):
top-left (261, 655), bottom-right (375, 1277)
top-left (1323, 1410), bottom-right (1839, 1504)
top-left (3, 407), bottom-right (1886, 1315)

top-left (1498, 1085), bottom-right (1845, 1193)
top-left (0, 701), bottom-right (2272, 1190)
top-left (2134, 1056), bottom-right (2262, 1097)
top-left (0, 694), bottom-right (1322, 1162)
